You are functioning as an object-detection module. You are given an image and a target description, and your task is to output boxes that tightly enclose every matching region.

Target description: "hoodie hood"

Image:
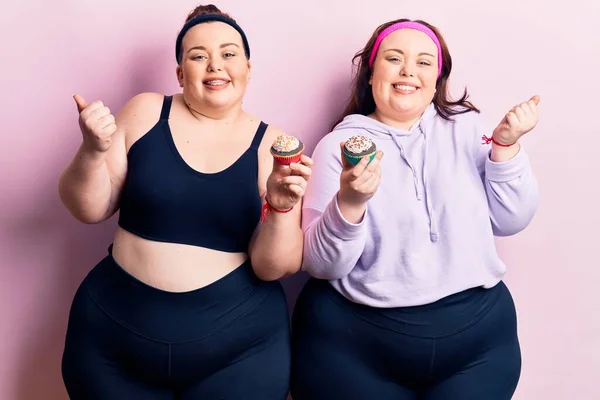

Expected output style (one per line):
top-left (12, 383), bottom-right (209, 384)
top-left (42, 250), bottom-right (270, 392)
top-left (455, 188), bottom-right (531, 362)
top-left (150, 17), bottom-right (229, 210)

top-left (333, 102), bottom-right (438, 138)
top-left (333, 103), bottom-right (440, 242)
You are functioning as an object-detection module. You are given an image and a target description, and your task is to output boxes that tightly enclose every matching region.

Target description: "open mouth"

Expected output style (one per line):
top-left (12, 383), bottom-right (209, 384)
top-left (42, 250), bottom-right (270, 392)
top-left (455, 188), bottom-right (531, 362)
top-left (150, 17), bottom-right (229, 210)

top-left (203, 79), bottom-right (230, 88)
top-left (392, 84), bottom-right (418, 93)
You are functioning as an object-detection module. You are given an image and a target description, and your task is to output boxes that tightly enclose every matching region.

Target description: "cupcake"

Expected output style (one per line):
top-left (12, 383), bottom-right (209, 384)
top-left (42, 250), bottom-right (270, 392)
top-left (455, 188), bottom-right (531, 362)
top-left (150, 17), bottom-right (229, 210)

top-left (270, 134), bottom-right (304, 165)
top-left (343, 135), bottom-right (377, 166)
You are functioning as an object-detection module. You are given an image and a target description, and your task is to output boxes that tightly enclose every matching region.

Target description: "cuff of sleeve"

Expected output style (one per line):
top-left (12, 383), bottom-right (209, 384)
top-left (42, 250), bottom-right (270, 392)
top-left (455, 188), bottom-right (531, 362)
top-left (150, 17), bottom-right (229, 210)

top-left (322, 194), bottom-right (367, 240)
top-left (485, 145), bottom-right (531, 182)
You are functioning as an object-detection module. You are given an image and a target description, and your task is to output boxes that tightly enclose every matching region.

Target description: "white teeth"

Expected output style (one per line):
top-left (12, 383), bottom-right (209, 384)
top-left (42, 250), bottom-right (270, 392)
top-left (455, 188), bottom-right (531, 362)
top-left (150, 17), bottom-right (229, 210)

top-left (393, 84), bottom-right (417, 91)
top-left (205, 80), bottom-right (227, 85)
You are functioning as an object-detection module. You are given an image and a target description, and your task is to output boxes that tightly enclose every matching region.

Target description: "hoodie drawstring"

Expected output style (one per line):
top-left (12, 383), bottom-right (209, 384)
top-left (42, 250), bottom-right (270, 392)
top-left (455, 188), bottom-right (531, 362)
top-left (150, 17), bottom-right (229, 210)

top-left (420, 122), bottom-right (438, 242)
top-left (389, 122), bottom-right (439, 242)
top-left (390, 133), bottom-right (422, 200)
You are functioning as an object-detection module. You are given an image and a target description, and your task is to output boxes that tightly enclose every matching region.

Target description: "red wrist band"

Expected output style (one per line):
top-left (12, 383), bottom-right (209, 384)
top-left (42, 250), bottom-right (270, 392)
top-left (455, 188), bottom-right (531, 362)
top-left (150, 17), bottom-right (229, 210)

top-left (481, 135), bottom-right (516, 147)
top-left (260, 197), bottom-right (293, 223)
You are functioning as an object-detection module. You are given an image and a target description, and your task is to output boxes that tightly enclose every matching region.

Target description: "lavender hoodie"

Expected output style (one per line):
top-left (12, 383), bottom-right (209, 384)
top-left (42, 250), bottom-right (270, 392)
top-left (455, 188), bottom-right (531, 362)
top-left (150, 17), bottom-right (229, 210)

top-left (301, 104), bottom-right (539, 307)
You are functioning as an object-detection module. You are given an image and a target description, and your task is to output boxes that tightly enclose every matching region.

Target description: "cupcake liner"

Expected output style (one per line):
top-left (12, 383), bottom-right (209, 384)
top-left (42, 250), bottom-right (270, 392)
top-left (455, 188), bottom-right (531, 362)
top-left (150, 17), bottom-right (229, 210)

top-left (271, 148), bottom-right (304, 165)
top-left (343, 149), bottom-right (377, 166)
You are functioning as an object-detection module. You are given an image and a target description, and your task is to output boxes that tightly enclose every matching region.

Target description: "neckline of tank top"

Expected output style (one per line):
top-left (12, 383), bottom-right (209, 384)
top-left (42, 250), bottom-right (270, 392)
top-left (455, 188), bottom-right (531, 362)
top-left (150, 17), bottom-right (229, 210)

top-left (127, 118), bottom-right (265, 180)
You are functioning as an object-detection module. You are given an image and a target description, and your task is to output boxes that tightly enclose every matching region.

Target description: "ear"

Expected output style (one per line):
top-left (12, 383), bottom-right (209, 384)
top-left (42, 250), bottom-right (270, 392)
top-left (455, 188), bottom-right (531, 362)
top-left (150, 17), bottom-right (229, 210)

top-left (176, 65), bottom-right (184, 88)
top-left (369, 74), bottom-right (373, 85)
top-left (247, 60), bottom-right (252, 82)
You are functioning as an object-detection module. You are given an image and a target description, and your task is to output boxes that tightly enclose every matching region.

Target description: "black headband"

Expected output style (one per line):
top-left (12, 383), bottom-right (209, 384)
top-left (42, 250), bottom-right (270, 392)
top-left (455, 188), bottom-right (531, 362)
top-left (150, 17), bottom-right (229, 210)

top-left (175, 14), bottom-right (250, 63)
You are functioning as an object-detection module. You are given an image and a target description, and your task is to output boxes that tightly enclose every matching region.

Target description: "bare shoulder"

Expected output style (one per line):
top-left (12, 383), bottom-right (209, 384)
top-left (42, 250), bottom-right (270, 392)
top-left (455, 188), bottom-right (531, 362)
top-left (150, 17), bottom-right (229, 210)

top-left (248, 115), bottom-right (281, 155)
top-left (116, 92), bottom-right (166, 150)
top-left (261, 124), bottom-right (285, 150)
top-left (258, 123), bottom-right (292, 161)
top-left (117, 92), bottom-right (164, 121)
top-left (255, 123), bottom-right (285, 195)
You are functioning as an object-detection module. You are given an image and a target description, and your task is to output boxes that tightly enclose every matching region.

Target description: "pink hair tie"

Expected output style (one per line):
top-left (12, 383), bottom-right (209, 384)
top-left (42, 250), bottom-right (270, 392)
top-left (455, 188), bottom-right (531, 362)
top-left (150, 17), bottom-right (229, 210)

top-left (368, 21), bottom-right (443, 77)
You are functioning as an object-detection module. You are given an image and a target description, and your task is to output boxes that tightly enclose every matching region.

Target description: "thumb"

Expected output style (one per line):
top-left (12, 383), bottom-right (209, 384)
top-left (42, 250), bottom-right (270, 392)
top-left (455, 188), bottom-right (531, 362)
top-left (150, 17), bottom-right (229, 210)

top-left (340, 141), bottom-right (351, 169)
top-left (529, 95), bottom-right (540, 105)
top-left (73, 94), bottom-right (87, 113)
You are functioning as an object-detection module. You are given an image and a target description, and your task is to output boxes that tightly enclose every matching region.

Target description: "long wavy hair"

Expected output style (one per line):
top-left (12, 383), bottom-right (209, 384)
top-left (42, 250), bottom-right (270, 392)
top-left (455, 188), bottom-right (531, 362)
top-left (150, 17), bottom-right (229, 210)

top-left (332, 18), bottom-right (479, 129)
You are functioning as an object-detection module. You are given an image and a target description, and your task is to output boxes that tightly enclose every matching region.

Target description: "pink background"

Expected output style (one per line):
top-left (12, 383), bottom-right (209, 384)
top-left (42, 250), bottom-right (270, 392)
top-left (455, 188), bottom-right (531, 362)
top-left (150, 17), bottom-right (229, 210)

top-left (1, 0), bottom-right (599, 398)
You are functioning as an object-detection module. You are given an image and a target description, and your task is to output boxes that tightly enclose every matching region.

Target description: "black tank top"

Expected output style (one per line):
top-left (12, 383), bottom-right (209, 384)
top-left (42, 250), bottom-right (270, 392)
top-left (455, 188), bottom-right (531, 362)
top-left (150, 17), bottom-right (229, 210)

top-left (118, 95), bottom-right (266, 253)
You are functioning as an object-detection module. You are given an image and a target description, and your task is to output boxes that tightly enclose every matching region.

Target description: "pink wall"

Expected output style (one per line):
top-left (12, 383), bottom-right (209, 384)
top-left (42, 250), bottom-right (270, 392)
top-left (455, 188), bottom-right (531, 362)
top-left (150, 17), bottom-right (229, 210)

top-left (1, 0), bottom-right (598, 398)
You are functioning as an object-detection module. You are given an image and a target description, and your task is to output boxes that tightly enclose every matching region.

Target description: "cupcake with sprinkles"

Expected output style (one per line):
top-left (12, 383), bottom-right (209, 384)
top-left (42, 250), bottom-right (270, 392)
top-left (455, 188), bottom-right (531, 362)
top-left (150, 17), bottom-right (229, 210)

top-left (270, 134), bottom-right (304, 165)
top-left (343, 135), bottom-right (377, 166)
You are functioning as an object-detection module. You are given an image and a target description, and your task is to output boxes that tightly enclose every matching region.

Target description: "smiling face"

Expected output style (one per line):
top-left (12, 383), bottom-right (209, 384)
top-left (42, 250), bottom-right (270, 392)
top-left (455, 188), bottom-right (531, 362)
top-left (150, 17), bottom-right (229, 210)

top-left (176, 21), bottom-right (250, 113)
top-left (369, 28), bottom-right (438, 128)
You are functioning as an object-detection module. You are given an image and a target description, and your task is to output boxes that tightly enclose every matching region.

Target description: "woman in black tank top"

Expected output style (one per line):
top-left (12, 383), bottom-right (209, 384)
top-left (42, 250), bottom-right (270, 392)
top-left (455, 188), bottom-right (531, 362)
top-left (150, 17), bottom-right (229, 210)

top-left (58, 5), bottom-right (312, 399)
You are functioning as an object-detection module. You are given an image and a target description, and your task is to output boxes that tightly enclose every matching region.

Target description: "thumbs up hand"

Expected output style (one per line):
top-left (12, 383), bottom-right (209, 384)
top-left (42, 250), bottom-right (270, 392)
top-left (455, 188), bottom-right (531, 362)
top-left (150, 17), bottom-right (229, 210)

top-left (73, 94), bottom-right (117, 153)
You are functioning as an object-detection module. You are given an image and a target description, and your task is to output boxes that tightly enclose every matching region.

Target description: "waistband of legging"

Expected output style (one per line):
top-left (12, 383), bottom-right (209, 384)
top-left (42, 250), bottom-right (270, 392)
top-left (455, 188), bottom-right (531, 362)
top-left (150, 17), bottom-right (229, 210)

top-left (81, 244), bottom-right (272, 342)
top-left (317, 278), bottom-right (505, 338)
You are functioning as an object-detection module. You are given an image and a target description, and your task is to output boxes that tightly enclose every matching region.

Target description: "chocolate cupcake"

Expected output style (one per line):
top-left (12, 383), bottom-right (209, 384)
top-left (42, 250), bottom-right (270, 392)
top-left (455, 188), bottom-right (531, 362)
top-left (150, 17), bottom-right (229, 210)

top-left (343, 135), bottom-right (377, 166)
top-left (270, 134), bottom-right (304, 165)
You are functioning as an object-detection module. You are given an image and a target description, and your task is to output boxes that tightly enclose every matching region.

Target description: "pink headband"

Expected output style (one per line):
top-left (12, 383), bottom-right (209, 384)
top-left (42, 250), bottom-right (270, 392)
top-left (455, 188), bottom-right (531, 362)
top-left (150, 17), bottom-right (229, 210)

top-left (368, 21), bottom-right (443, 77)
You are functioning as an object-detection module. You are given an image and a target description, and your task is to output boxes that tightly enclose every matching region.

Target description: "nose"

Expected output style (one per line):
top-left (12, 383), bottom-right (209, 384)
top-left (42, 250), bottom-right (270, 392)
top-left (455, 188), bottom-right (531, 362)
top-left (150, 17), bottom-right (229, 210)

top-left (400, 62), bottom-right (415, 77)
top-left (207, 57), bottom-right (223, 72)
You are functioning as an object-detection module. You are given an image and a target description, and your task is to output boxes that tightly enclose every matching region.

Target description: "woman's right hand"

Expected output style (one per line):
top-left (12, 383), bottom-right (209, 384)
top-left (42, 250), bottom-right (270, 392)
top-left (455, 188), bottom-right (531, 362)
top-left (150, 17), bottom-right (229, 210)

top-left (337, 142), bottom-right (383, 223)
top-left (74, 94), bottom-right (117, 154)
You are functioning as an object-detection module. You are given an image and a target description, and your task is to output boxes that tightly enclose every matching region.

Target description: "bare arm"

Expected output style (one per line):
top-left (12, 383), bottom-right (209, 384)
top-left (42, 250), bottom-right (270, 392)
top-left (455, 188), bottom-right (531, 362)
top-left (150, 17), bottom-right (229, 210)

top-left (248, 127), bottom-right (312, 281)
top-left (58, 93), bottom-right (159, 223)
top-left (249, 197), bottom-right (304, 281)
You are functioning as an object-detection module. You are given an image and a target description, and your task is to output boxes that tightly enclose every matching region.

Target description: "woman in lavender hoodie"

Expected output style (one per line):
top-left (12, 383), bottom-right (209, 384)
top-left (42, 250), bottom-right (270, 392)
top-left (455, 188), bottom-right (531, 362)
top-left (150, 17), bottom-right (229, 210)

top-left (290, 18), bottom-right (539, 400)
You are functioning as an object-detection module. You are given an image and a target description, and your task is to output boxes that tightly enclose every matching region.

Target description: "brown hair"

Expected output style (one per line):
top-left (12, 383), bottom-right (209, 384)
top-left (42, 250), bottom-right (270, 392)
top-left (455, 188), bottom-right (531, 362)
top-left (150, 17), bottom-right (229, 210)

top-left (332, 18), bottom-right (479, 129)
top-left (184, 4), bottom-right (234, 23)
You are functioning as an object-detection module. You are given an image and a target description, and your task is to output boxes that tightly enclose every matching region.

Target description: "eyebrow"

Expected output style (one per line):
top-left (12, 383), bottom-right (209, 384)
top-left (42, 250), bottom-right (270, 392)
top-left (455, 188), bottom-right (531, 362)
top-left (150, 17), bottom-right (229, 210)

top-left (187, 43), bottom-right (240, 53)
top-left (384, 49), bottom-right (435, 58)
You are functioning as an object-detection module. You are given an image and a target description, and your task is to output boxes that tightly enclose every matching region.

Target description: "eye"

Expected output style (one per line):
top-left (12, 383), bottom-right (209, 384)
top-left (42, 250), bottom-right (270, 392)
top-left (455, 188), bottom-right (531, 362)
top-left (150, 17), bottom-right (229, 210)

top-left (418, 60), bottom-right (431, 66)
top-left (223, 52), bottom-right (236, 58)
top-left (387, 56), bottom-right (402, 63)
top-left (192, 54), bottom-right (207, 61)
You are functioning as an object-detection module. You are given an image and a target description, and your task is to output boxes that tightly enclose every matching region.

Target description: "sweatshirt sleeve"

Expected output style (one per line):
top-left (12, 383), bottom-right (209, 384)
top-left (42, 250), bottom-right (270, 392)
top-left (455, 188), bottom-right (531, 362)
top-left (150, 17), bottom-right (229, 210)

top-left (475, 123), bottom-right (540, 237)
top-left (301, 134), bottom-right (368, 280)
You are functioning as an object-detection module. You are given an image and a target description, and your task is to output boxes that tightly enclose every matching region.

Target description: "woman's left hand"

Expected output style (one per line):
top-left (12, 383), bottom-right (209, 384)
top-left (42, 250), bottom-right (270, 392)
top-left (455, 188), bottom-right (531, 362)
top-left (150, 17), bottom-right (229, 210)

top-left (492, 95), bottom-right (540, 145)
top-left (266, 155), bottom-right (313, 210)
